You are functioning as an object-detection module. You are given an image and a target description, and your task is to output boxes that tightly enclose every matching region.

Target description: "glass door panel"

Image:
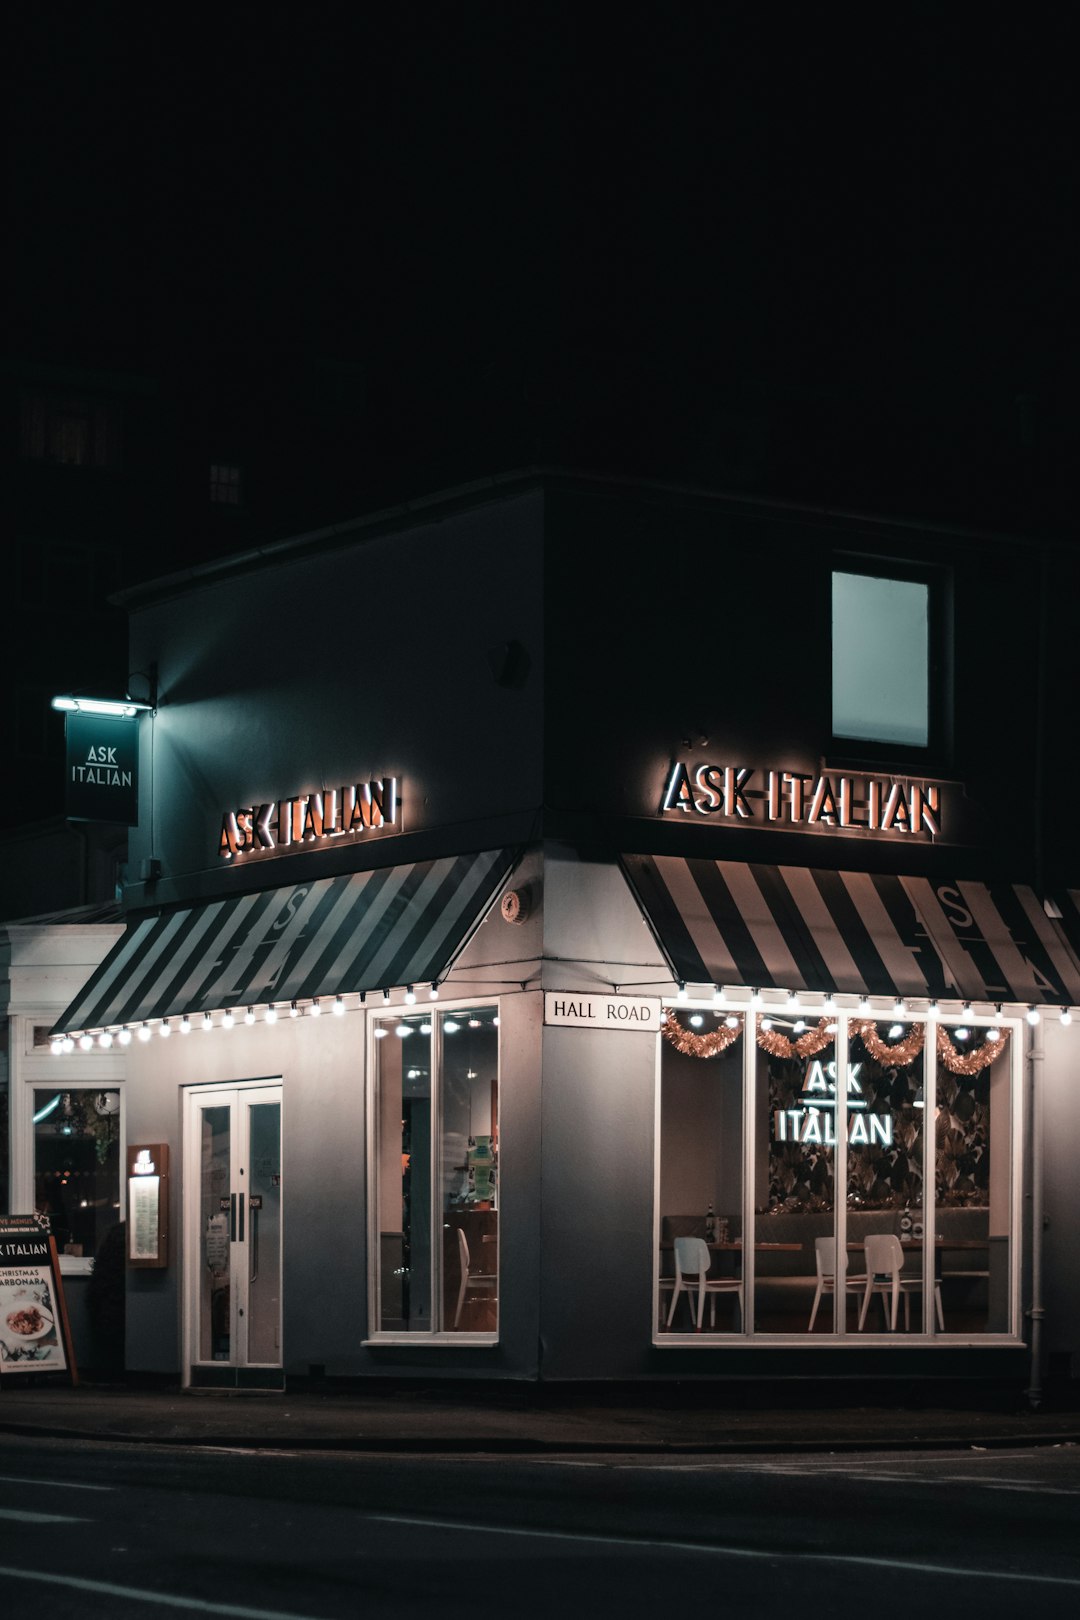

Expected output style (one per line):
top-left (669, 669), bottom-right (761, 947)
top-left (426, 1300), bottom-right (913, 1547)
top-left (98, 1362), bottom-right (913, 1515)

top-left (187, 1084), bottom-right (282, 1380)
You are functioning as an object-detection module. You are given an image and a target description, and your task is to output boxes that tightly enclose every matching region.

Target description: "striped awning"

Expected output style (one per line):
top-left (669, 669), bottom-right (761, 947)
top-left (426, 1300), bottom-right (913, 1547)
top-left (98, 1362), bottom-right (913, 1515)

top-left (623, 854), bottom-right (1080, 1006)
top-left (56, 849), bottom-right (513, 1035)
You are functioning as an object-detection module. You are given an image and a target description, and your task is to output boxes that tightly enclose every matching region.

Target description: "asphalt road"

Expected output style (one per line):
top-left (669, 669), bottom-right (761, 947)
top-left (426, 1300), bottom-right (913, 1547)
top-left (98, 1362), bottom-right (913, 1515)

top-left (1, 1433), bottom-right (1078, 1618)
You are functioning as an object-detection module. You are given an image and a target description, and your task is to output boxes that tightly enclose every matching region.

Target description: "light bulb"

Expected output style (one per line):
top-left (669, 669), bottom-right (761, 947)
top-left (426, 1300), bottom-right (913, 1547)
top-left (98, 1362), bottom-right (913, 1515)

top-left (290, 1001), bottom-right (299, 1019)
top-left (201, 1014), bottom-right (212, 1032)
top-left (222, 1010), bottom-right (235, 1029)
top-left (138, 1023), bottom-right (152, 1042)
top-left (245, 1007), bottom-right (256, 1025)
top-left (956, 1026), bottom-right (970, 1041)
top-left (265, 1005), bottom-right (278, 1025)
top-left (118, 1027), bottom-right (132, 1046)
top-left (444, 1020), bottom-right (460, 1033)
top-left (159, 1020), bottom-right (171, 1038)
top-left (309, 999), bottom-right (321, 1017)
top-left (180, 1016), bottom-right (191, 1035)
top-left (1027, 1007), bottom-right (1040, 1026)
top-left (676, 983), bottom-right (688, 1004)
top-left (374, 1025), bottom-right (389, 1038)
top-left (689, 1014), bottom-right (704, 1028)
top-left (724, 1014), bottom-right (739, 1029)
top-left (857, 996), bottom-right (870, 1015)
top-left (1061, 1007), bottom-right (1072, 1026)
top-left (99, 1031), bottom-right (113, 1048)
top-left (405, 986), bottom-right (416, 1005)
top-left (51, 1038), bottom-right (64, 1055)
top-left (761, 1016), bottom-right (773, 1031)
top-left (395, 1024), bottom-right (412, 1038)
top-left (333, 996), bottom-right (345, 1016)
top-left (429, 984), bottom-right (439, 1000)
top-left (888, 1023), bottom-right (903, 1039)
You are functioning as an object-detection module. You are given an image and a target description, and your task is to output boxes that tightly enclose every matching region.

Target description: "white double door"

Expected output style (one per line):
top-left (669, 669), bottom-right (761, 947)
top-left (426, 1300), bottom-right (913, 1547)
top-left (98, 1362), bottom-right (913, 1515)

top-left (184, 1082), bottom-right (282, 1384)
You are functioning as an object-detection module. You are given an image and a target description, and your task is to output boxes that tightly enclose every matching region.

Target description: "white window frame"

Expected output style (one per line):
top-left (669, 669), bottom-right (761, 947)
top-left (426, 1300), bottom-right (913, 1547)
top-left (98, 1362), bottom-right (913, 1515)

top-left (364, 995), bottom-right (500, 1346)
top-left (10, 1013), bottom-right (126, 1275)
top-left (653, 994), bottom-right (1023, 1347)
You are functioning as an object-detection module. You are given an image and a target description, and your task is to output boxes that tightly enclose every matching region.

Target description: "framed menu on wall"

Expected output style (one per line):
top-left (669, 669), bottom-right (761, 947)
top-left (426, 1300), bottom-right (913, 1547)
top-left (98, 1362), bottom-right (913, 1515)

top-left (127, 1144), bottom-right (170, 1268)
top-left (0, 1216), bottom-right (77, 1382)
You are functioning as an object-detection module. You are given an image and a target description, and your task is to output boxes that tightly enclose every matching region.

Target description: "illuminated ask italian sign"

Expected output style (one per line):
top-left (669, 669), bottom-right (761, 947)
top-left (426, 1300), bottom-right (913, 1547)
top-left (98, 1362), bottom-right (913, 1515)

top-left (219, 778), bottom-right (400, 862)
top-left (661, 762), bottom-right (941, 838)
top-left (774, 1060), bottom-right (893, 1147)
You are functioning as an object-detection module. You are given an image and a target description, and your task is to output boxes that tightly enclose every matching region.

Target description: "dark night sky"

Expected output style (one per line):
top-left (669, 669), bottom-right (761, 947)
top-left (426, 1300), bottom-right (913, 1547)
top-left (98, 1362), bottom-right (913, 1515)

top-left (10, 7), bottom-right (1078, 557)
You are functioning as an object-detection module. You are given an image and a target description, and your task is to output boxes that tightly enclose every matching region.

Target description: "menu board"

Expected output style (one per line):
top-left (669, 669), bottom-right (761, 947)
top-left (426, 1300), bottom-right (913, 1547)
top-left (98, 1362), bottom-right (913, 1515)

top-left (127, 1144), bottom-right (170, 1268)
top-left (0, 1216), bottom-right (77, 1381)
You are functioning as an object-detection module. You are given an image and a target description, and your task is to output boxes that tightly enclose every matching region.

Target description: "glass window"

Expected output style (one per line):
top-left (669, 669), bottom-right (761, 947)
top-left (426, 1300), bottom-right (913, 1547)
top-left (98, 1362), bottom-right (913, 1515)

top-left (33, 1088), bottom-right (122, 1261)
top-left (372, 1006), bottom-right (499, 1338)
top-left (832, 570), bottom-right (930, 747)
top-left (656, 1002), bottom-right (1018, 1341)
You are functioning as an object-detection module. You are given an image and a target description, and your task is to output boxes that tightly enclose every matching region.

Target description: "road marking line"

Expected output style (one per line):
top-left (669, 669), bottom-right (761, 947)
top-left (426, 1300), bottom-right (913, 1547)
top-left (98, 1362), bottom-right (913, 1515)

top-left (0, 1474), bottom-right (112, 1492)
top-left (0, 1508), bottom-right (88, 1524)
top-left (0, 1565), bottom-right (327, 1620)
top-left (371, 1513), bottom-right (1080, 1587)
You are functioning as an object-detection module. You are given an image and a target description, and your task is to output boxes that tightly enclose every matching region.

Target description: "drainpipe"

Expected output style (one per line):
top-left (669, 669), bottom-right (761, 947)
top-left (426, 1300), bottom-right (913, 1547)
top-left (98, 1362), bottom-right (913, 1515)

top-left (1025, 1019), bottom-right (1045, 1409)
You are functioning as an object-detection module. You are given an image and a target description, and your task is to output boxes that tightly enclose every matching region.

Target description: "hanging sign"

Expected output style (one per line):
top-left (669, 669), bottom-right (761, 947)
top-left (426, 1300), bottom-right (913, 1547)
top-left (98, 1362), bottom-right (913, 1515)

top-left (0, 1216), bottom-right (78, 1382)
top-left (65, 712), bottom-right (138, 825)
top-left (660, 761), bottom-right (943, 839)
top-left (545, 992), bottom-right (662, 1031)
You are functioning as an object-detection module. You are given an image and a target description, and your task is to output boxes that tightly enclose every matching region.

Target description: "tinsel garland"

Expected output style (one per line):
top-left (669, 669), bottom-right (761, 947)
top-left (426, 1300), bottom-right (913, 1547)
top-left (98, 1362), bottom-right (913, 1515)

top-left (754, 1018), bottom-right (834, 1061)
top-left (661, 1010), bottom-right (744, 1058)
top-left (855, 1019), bottom-right (926, 1068)
top-left (937, 1024), bottom-right (1009, 1076)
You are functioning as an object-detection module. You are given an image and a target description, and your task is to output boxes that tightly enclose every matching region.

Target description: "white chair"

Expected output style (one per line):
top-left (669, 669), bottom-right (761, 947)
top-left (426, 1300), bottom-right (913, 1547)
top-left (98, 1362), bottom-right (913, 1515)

top-left (666, 1236), bottom-right (742, 1331)
top-left (657, 1272), bottom-right (676, 1330)
top-left (453, 1227), bottom-right (497, 1328)
top-left (808, 1236), bottom-right (869, 1331)
top-left (858, 1233), bottom-right (944, 1332)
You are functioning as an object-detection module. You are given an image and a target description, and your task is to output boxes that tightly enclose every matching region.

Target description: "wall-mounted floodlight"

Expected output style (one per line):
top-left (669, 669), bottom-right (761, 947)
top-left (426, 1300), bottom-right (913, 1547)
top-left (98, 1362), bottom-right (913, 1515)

top-left (52, 696), bottom-right (154, 718)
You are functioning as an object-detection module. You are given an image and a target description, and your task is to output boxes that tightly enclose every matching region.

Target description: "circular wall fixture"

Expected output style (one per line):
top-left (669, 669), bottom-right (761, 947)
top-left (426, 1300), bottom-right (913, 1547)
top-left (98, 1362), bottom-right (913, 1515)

top-left (501, 888), bottom-right (531, 924)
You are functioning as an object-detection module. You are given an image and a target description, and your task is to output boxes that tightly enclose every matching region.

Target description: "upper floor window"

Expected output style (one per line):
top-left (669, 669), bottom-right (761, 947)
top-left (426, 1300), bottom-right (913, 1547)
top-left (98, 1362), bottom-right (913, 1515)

top-left (19, 391), bottom-right (122, 469)
top-left (832, 567), bottom-right (933, 751)
top-left (210, 463), bottom-right (243, 505)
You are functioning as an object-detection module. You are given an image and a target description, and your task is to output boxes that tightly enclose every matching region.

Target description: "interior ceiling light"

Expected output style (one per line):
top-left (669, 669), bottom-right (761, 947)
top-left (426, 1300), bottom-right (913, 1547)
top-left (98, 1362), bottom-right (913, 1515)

top-left (888, 1023), bottom-right (903, 1039)
top-left (443, 1020), bottom-right (460, 1033)
top-left (689, 1013), bottom-right (704, 1028)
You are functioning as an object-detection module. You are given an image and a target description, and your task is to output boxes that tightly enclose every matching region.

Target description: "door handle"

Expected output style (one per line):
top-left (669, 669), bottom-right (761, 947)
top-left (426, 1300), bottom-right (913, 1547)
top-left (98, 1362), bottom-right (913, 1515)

top-left (230, 1193), bottom-right (237, 1242)
top-left (237, 1191), bottom-right (245, 1244)
top-left (250, 1204), bottom-right (259, 1284)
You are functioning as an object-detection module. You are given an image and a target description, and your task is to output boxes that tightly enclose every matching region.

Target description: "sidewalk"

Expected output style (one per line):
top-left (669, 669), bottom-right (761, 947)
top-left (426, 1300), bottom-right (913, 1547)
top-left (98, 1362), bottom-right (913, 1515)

top-left (2, 1379), bottom-right (1079, 1454)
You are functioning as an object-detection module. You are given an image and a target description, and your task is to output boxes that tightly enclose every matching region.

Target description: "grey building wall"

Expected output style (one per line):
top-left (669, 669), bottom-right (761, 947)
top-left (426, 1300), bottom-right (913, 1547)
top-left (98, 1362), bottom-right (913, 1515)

top-left (125, 489), bottom-right (544, 910)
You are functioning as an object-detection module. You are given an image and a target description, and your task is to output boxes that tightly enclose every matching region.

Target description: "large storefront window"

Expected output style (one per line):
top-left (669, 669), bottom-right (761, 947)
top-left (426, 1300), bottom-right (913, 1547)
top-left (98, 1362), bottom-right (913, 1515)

top-left (33, 1088), bottom-right (122, 1262)
top-left (657, 1002), bottom-right (1018, 1340)
top-left (371, 1005), bottom-right (499, 1338)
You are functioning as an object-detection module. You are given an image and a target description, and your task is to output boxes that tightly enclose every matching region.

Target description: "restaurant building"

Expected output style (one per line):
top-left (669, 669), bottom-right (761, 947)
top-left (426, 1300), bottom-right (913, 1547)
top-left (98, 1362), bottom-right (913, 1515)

top-left (24, 473), bottom-right (1080, 1392)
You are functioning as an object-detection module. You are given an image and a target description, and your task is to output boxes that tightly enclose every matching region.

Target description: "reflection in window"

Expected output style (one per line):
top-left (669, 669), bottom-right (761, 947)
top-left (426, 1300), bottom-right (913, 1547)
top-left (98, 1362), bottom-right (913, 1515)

top-left (33, 1089), bottom-right (121, 1260)
top-left (373, 1007), bottom-right (499, 1337)
top-left (832, 570), bottom-right (930, 747)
